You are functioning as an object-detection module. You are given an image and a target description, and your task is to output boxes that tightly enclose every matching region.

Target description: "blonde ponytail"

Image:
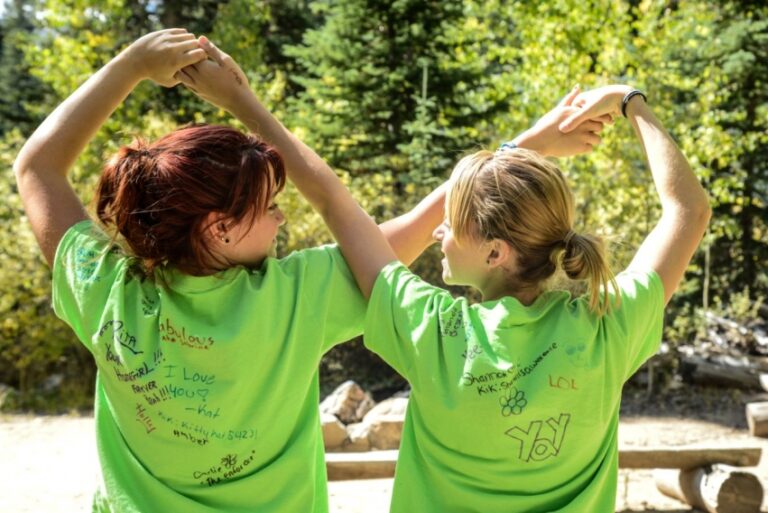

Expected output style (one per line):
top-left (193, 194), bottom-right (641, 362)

top-left (558, 232), bottom-right (619, 315)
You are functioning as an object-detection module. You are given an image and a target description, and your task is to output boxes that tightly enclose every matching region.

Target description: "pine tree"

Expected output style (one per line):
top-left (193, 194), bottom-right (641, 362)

top-left (286, 0), bottom-right (510, 181)
top-left (0, 0), bottom-right (51, 137)
top-left (701, 2), bottom-right (768, 298)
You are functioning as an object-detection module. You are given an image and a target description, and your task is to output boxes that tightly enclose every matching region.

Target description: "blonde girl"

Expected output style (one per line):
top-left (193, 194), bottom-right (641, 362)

top-left (362, 89), bottom-right (708, 511)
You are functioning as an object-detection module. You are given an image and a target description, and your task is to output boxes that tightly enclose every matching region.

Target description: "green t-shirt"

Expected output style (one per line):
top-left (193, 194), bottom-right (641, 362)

top-left (364, 262), bottom-right (664, 513)
top-left (52, 220), bottom-right (365, 513)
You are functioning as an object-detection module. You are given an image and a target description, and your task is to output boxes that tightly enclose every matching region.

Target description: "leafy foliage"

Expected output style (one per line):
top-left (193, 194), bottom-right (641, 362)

top-left (0, 0), bottom-right (765, 409)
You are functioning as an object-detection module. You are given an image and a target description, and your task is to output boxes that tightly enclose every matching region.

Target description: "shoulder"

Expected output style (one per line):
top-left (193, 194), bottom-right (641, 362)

top-left (53, 220), bottom-right (132, 284)
top-left (610, 268), bottom-right (665, 317)
top-left (273, 244), bottom-right (348, 273)
top-left (371, 260), bottom-right (458, 313)
top-left (263, 244), bottom-right (357, 289)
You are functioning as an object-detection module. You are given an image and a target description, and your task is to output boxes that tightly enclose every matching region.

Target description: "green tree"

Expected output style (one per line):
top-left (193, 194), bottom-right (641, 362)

top-left (286, 0), bottom-right (509, 181)
top-left (0, 0), bottom-right (51, 136)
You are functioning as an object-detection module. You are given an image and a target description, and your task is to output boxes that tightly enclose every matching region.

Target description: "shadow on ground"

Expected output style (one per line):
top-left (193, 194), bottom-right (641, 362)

top-left (620, 382), bottom-right (765, 430)
top-left (617, 510), bottom-right (692, 513)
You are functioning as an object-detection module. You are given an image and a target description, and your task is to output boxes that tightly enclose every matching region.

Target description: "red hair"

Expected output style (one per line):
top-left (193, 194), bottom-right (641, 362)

top-left (96, 124), bottom-right (286, 275)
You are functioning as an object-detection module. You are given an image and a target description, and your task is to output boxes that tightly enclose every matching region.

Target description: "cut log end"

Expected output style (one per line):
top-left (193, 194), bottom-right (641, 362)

top-left (656, 465), bottom-right (764, 513)
top-left (746, 401), bottom-right (768, 437)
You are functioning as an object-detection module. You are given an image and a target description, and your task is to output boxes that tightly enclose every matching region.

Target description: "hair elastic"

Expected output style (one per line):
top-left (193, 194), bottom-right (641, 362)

top-left (621, 90), bottom-right (647, 118)
top-left (497, 141), bottom-right (517, 152)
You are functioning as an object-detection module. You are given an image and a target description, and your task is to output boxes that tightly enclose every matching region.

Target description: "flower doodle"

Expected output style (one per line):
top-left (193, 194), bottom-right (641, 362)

top-left (500, 388), bottom-right (527, 416)
top-left (221, 454), bottom-right (238, 469)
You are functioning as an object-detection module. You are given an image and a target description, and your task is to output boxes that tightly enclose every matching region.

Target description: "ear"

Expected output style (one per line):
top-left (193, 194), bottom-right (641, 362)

top-left (486, 239), bottom-right (513, 268)
top-left (203, 211), bottom-right (229, 244)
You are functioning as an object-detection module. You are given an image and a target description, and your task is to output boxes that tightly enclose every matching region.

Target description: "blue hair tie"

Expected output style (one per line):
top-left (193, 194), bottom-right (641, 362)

top-left (497, 141), bottom-right (517, 152)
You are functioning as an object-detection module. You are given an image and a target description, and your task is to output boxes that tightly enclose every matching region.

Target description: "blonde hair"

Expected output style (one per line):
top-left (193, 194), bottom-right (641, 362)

top-left (446, 148), bottom-right (618, 315)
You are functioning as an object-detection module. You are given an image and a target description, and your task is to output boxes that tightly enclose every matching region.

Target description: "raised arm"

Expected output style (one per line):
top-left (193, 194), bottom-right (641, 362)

top-left (353, 87), bottom-right (612, 266)
top-left (624, 99), bottom-right (711, 304)
top-left (179, 38), bottom-right (396, 297)
top-left (14, 29), bottom-right (206, 265)
top-left (560, 86), bottom-right (711, 304)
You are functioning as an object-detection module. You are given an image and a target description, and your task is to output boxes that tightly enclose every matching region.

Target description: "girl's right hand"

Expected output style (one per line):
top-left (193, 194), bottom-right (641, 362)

top-left (558, 85), bottom-right (633, 133)
top-left (120, 29), bottom-right (206, 87)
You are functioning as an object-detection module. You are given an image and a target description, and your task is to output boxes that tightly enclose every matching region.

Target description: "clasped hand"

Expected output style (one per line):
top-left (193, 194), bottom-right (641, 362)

top-left (125, 30), bottom-right (632, 160)
top-left (121, 29), bottom-right (207, 87)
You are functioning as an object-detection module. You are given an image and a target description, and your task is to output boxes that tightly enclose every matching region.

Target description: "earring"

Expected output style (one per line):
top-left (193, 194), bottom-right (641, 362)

top-left (220, 234), bottom-right (230, 244)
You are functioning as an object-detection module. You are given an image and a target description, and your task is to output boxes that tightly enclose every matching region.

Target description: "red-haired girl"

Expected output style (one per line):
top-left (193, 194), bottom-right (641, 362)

top-left (15, 30), bottom-right (607, 512)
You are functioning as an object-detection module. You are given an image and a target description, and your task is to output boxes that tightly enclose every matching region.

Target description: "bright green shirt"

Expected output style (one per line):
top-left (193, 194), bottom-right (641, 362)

top-left (52, 220), bottom-right (365, 513)
top-left (364, 262), bottom-right (664, 513)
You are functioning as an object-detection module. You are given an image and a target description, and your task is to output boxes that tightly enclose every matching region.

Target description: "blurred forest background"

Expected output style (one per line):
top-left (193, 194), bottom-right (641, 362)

top-left (0, 0), bottom-right (765, 411)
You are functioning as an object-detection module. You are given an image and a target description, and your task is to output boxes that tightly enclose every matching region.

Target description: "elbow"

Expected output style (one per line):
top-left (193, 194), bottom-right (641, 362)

top-left (662, 197), bottom-right (711, 238)
top-left (700, 201), bottom-right (713, 225)
top-left (13, 143), bottom-right (35, 184)
top-left (692, 195), bottom-right (712, 231)
top-left (13, 152), bottom-right (25, 180)
top-left (13, 156), bottom-right (30, 186)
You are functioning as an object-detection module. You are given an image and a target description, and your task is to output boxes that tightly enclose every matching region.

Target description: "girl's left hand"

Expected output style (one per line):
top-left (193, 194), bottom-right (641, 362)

top-left (515, 87), bottom-right (612, 157)
top-left (175, 36), bottom-right (253, 112)
top-left (558, 84), bottom-right (633, 133)
top-left (120, 29), bottom-right (207, 87)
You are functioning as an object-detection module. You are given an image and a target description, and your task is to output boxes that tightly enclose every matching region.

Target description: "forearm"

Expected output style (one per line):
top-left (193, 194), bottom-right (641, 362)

top-left (627, 101), bottom-right (710, 216)
top-left (225, 93), bottom-right (342, 217)
top-left (626, 99), bottom-right (711, 303)
top-left (14, 53), bottom-right (141, 181)
top-left (380, 182), bottom-right (447, 266)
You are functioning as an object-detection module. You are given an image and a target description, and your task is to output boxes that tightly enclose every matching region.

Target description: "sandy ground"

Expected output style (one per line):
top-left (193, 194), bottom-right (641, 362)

top-left (2, 412), bottom-right (768, 512)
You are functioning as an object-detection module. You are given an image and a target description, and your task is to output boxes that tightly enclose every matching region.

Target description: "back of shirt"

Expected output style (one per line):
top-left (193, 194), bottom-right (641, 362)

top-left (364, 262), bottom-right (664, 513)
top-left (52, 221), bottom-right (365, 513)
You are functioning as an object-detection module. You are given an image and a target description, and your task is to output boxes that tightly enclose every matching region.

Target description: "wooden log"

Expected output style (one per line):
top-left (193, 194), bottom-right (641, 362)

top-left (746, 401), bottom-right (768, 437)
top-left (679, 353), bottom-right (764, 390)
top-left (619, 446), bottom-right (761, 469)
top-left (326, 450), bottom-right (397, 481)
top-left (655, 465), bottom-right (763, 513)
top-left (326, 446), bottom-right (761, 480)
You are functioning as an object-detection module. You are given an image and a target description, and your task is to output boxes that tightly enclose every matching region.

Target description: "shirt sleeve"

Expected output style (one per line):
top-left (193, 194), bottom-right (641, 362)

top-left (363, 261), bottom-right (459, 382)
top-left (52, 220), bottom-right (128, 352)
top-left (276, 244), bottom-right (366, 353)
top-left (604, 268), bottom-right (665, 381)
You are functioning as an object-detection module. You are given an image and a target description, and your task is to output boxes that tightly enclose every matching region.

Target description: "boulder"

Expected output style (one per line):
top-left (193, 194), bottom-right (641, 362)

top-left (320, 380), bottom-right (375, 424)
top-left (321, 413), bottom-right (347, 450)
top-left (342, 422), bottom-right (371, 452)
top-left (363, 397), bottom-right (409, 421)
top-left (366, 415), bottom-right (405, 450)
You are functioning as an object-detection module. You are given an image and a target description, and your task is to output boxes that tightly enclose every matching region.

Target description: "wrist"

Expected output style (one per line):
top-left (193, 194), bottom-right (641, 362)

top-left (112, 49), bottom-right (147, 83)
top-left (511, 129), bottom-right (546, 155)
top-left (624, 95), bottom-right (648, 119)
top-left (225, 89), bottom-right (258, 117)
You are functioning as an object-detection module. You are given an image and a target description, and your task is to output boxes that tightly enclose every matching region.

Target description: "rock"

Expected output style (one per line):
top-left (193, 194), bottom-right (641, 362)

top-left (42, 374), bottom-right (64, 393)
top-left (321, 413), bottom-right (347, 450)
top-left (342, 422), bottom-right (371, 452)
top-left (320, 380), bottom-right (375, 424)
top-left (367, 415), bottom-right (405, 450)
top-left (345, 396), bottom-right (407, 451)
top-left (392, 388), bottom-right (411, 398)
top-left (363, 397), bottom-right (408, 422)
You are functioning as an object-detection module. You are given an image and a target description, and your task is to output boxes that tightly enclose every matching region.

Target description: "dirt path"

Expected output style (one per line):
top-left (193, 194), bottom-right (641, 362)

top-left (2, 412), bottom-right (768, 512)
